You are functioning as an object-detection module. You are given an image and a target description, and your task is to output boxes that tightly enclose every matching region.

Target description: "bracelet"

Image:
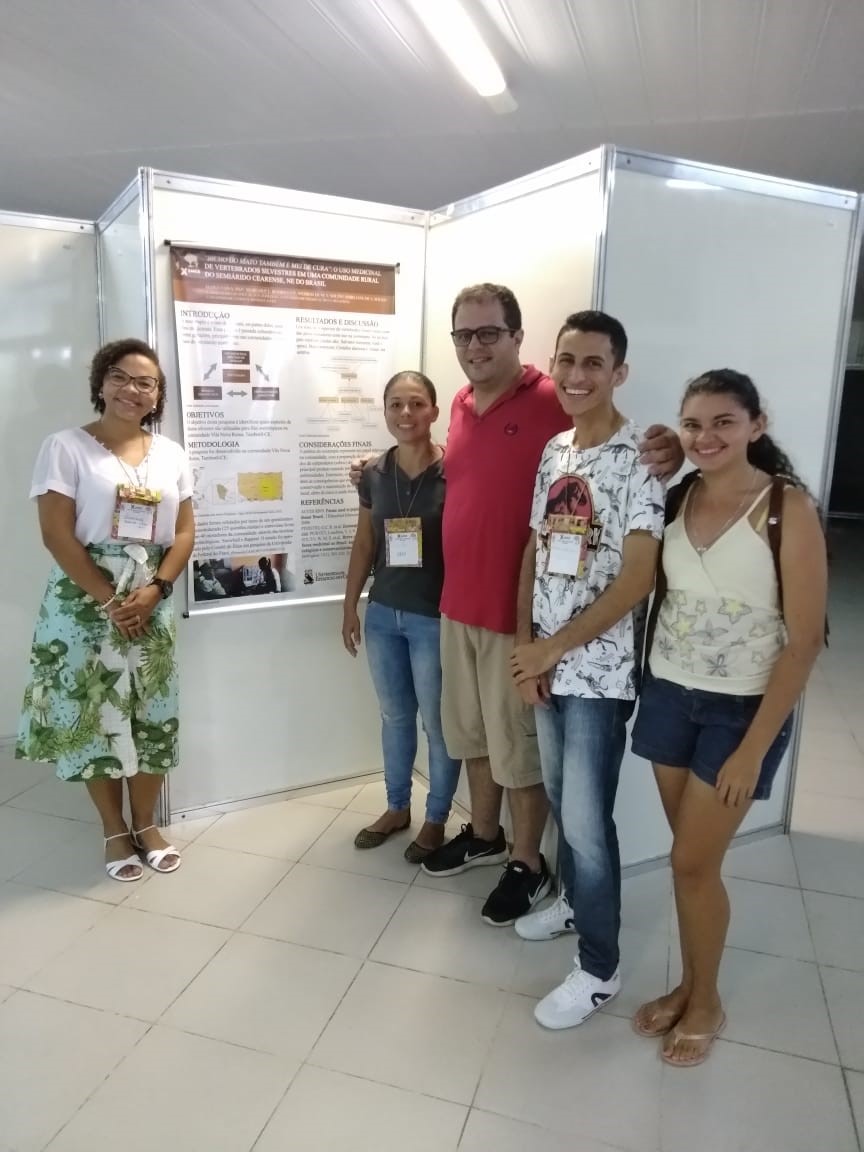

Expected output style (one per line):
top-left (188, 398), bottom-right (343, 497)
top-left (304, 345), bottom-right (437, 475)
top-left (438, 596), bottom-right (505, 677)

top-left (99, 593), bottom-right (117, 615)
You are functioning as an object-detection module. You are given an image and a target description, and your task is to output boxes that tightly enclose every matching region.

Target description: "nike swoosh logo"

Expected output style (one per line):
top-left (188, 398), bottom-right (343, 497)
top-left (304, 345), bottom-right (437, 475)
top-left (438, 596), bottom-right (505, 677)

top-left (590, 992), bottom-right (611, 1007)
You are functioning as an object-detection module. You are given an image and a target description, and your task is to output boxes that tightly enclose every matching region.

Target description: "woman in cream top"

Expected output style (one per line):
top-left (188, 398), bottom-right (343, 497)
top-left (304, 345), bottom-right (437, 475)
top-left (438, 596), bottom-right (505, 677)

top-left (650, 480), bottom-right (786, 694)
top-left (630, 369), bottom-right (826, 1069)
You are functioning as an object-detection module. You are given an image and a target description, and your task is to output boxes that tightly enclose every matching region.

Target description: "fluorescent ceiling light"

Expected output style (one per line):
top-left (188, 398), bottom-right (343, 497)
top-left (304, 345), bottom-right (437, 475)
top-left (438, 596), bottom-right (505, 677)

top-left (411, 0), bottom-right (508, 98)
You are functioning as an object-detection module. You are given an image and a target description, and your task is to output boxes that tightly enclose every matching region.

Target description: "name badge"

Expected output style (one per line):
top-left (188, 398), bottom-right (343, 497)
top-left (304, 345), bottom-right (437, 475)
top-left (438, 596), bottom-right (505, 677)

top-left (385, 517), bottom-right (423, 567)
top-left (545, 514), bottom-right (588, 578)
top-left (112, 484), bottom-right (161, 543)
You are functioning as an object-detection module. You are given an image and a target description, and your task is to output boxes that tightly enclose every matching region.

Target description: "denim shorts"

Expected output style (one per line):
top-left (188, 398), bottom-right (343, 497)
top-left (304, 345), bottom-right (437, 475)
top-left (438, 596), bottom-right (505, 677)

top-left (631, 673), bottom-right (794, 801)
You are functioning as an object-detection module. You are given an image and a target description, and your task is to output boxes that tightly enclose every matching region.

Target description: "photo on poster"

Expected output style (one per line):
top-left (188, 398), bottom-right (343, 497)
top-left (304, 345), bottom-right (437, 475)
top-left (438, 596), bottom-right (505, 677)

top-left (170, 243), bottom-right (397, 611)
top-left (192, 554), bottom-right (296, 602)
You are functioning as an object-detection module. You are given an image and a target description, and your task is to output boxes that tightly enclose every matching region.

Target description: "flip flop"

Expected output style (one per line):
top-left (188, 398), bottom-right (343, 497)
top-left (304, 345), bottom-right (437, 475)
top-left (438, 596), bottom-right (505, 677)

top-left (354, 819), bottom-right (410, 850)
top-left (661, 1012), bottom-right (727, 1067)
top-left (632, 1002), bottom-right (685, 1038)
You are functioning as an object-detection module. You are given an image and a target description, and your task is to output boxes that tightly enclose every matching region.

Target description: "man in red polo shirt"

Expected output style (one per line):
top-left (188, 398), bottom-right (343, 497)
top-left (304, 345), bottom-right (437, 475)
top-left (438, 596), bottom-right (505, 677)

top-left (419, 284), bottom-right (679, 928)
top-left (418, 285), bottom-right (567, 924)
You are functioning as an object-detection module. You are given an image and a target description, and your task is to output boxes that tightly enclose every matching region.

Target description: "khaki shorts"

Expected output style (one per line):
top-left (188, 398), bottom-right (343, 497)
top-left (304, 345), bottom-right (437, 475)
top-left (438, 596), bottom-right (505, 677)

top-left (440, 616), bottom-right (542, 789)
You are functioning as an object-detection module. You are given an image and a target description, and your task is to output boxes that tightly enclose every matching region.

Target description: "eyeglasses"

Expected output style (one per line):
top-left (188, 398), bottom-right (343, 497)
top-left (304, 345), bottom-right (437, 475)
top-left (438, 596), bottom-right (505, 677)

top-left (450, 326), bottom-right (515, 347)
top-left (105, 367), bottom-right (159, 394)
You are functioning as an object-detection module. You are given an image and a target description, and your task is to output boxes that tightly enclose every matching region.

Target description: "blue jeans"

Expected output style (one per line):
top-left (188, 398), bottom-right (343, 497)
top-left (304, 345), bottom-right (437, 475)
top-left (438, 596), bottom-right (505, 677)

top-left (535, 695), bottom-right (634, 981)
top-left (364, 601), bottom-right (461, 824)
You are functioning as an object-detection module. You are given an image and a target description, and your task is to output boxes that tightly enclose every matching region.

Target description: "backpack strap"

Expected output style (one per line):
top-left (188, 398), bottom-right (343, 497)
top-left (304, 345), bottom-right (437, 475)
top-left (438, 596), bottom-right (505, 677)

top-left (664, 469), bottom-right (700, 528)
top-left (765, 476), bottom-right (829, 646)
top-left (642, 471), bottom-right (700, 668)
top-left (766, 476), bottom-right (785, 617)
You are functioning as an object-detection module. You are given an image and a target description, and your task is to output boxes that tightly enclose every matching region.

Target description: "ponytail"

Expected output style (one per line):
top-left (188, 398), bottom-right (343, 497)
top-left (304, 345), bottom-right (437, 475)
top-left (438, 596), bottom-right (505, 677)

top-left (747, 433), bottom-right (807, 491)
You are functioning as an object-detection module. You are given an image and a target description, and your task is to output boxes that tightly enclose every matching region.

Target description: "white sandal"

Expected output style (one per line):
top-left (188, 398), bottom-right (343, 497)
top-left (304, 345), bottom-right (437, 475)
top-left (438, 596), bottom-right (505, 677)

top-left (104, 832), bottom-right (144, 883)
top-left (131, 825), bottom-right (182, 873)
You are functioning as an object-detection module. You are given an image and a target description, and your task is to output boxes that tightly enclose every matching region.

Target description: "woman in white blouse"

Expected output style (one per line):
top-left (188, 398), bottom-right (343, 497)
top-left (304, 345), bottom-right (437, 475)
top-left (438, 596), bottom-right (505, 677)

top-left (16, 339), bottom-right (195, 882)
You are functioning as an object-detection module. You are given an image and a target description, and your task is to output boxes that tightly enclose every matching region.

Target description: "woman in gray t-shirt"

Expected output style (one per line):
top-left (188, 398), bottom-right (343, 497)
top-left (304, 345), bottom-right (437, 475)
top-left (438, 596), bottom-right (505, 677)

top-left (342, 371), bottom-right (460, 863)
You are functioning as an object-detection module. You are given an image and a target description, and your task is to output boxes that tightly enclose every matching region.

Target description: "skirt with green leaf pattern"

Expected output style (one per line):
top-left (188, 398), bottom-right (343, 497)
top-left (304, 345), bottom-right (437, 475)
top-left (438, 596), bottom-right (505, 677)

top-left (15, 542), bottom-right (178, 782)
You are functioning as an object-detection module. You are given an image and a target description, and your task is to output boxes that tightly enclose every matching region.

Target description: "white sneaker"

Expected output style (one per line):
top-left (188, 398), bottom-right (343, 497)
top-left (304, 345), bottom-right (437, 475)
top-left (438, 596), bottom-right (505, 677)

top-left (514, 893), bottom-right (577, 941)
top-left (534, 964), bottom-right (621, 1030)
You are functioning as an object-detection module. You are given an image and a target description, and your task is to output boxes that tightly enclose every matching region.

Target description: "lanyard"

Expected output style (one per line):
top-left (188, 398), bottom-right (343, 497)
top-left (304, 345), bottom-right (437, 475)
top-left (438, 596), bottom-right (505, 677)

top-left (115, 451), bottom-right (150, 491)
top-left (393, 454), bottom-right (429, 518)
top-left (97, 431), bottom-right (151, 490)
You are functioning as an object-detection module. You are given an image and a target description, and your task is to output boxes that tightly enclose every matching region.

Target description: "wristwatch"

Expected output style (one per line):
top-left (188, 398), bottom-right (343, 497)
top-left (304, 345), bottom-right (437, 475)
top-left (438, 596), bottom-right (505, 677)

top-left (150, 577), bottom-right (174, 599)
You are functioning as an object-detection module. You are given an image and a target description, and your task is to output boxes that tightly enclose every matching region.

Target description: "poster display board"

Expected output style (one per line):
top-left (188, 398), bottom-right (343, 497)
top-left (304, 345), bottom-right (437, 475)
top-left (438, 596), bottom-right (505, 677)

top-left (169, 243), bottom-right (397, 610)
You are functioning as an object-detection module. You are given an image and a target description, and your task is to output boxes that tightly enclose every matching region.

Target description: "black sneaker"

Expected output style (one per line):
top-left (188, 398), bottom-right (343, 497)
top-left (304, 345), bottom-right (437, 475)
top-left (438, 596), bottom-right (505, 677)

top-left (420, 823), bottom-right (508, 877)
top-left (481, 856), bottom-right (553, 927)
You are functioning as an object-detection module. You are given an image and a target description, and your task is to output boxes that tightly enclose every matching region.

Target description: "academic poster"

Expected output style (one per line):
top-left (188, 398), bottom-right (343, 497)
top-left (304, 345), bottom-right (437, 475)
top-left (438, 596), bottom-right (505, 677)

top-left (169, 245), bottom-right (397, 608)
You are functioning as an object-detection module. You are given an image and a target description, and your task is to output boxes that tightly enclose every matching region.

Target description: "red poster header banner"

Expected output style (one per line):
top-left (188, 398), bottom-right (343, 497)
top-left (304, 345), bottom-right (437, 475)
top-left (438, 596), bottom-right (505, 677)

top-left (170, 245), bottom-right (396, 314)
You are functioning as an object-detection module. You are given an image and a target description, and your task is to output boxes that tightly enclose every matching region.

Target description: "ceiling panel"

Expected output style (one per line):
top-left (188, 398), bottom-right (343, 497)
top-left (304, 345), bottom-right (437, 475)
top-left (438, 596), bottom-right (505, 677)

top-left (696, 0), bottom-right (769, 121)
top-left (561, 0), bottom-right (651, 127)
top-left (749, 0), bottom-right (833, 116)
top-left (738, 110), bottom-right (844, 187)
top-left (800, 0), bottom-right (864, 110)
top-left (621, 117), bottom-right (747, 172)
top-left (475, 0), bottom-right (601, 129)
top-left (0, 0), bottom-right (862, 220)
top-left (630, 0), bottom-right (700, 123)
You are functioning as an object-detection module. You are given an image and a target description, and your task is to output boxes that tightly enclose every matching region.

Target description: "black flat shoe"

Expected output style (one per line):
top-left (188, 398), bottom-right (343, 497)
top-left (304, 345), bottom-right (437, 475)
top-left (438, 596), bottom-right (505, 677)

top-left (404, 839), bottom-right (438, 864)
top-left (353, 819), bottom-right (410, 850)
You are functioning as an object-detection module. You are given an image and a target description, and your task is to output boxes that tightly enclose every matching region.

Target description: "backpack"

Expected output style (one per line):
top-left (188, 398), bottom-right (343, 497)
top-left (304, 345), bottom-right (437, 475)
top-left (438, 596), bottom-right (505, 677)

top-left (644, 471), bottom-right (829, 665)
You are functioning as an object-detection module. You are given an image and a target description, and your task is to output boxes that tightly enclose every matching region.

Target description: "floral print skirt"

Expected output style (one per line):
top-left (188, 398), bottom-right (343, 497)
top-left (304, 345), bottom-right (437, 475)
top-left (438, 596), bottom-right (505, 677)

top-left (15, 542), bottom-right (178, 782)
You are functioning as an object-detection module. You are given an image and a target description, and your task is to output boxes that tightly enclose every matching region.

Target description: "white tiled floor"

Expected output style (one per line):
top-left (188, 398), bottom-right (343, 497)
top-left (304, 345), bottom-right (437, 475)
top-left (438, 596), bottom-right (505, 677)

top-left (0, 524), bottom-right (861, 1151)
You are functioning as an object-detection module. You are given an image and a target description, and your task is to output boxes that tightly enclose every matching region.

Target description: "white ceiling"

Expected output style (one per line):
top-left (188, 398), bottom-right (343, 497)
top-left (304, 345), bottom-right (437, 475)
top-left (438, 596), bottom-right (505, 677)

top-left (2, 0), bottom-right (864, 224)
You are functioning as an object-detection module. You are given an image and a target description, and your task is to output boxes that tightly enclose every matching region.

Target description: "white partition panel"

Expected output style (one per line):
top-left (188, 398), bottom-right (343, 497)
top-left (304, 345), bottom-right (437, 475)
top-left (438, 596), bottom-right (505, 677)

top-left (146, 173), bottom-right (427, 813)
top-left (0, 215), bottom-right (99, 738)
top-left (97, 179), bottom-right (148, 343)
top-left (422, 154), bottom-right (604, 814)
top-left (600, 151), bottom-right (860, 861)
top-left (424, 153), bottom-right (604, 419)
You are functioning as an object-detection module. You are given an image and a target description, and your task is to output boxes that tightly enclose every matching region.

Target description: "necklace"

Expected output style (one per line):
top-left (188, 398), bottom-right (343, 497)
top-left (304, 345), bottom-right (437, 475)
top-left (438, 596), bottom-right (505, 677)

top-left (688, 467), bottom-right (759, 555)
top-left (92, 426), bottom-right (152, 491)
top-left (393, 446), bottom-right (435, 518)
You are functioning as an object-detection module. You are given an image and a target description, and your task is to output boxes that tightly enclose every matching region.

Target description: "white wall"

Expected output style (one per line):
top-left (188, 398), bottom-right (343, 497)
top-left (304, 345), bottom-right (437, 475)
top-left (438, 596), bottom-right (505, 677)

top-left (98, 187), bottom-right (148, 342)
top-left (147, 178), bottom-right (428, 813)
top-left (0, 217), bottom-right (100, 738)
top-left (602, 163), bottom-right (855, 499)
top-left (601, 158), bottom-right (858, 859)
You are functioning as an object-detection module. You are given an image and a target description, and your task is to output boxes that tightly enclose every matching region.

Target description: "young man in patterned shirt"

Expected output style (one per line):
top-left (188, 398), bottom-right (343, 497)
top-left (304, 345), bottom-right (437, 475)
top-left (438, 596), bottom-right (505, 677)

top-left (510, 311), bottom-right (666, 1028)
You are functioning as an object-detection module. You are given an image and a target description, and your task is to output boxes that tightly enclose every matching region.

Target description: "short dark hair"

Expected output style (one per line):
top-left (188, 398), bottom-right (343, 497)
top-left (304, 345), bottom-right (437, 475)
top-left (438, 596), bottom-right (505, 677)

top-left (383, 370), bottom-right (437, 406)
top-left (89, 338), bottom-right (166, 426)
top-left (555, 311), bottom-right (628, 367)
top-left (451, 283), bottom-right (522, 332)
